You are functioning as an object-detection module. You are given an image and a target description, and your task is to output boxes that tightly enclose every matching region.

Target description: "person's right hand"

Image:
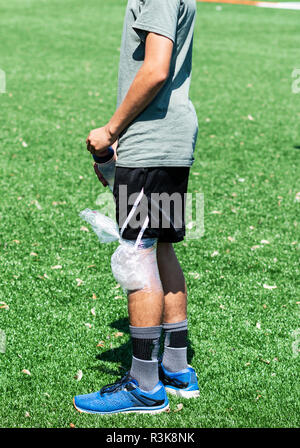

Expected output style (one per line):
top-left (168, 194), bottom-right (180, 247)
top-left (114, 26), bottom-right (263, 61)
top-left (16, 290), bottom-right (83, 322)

top-left (93, 163), bottom-right (108, 187)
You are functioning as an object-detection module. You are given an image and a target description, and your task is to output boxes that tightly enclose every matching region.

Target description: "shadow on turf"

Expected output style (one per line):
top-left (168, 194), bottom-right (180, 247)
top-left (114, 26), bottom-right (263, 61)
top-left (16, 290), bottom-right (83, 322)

top-left (294, 145), bottom-right (300, 149)
top-left (93, 317), bottom-right (195, 376)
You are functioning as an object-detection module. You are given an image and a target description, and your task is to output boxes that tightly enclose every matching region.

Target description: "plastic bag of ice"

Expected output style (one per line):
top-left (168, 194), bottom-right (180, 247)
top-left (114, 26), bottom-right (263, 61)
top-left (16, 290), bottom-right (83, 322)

top-left (80, 208), bottom-right (120, 243)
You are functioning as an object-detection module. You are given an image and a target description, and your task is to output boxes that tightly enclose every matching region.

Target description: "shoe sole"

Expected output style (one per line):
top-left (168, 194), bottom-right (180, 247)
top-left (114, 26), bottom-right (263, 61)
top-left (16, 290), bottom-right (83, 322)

top-left (73, 398), bottom-right (170, 415)
top-left (160, 364), bottom-right (200, 399)
top-left (165, 387), bottom-right (200, 399)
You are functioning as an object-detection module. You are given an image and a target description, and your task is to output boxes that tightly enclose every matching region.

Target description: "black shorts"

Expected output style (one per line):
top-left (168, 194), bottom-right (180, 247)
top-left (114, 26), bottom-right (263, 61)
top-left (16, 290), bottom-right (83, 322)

top-left (113, 166), bottom-right (190, 243)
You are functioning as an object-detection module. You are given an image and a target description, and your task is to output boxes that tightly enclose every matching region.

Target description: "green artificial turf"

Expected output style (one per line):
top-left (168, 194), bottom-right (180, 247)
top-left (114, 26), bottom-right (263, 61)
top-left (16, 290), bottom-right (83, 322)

top-left (0, 0), bottom-right (299, 428)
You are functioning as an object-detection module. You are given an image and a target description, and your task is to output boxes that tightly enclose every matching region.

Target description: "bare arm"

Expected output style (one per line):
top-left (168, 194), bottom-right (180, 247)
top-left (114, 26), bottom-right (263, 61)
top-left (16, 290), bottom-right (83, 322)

top-left (86, 32), bottom-right (174, 155)
top-left (107, 32), bottom-right (173, 138)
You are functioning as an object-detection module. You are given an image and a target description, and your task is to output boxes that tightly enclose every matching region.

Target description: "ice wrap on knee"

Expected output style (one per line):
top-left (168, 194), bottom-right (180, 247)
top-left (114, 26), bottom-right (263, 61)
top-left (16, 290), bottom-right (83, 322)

top-left (80, 187), bottom-right (162, 293)
top-left (111, 240), bottom-right (162, 292)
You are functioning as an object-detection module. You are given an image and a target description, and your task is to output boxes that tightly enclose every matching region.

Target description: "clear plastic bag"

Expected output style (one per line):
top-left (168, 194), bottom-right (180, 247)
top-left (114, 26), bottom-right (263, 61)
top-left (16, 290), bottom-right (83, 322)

top-left (80, 209), bottom-right (120, 243)
top-left (111, 242), bottom-right (159, 291)
top-left (79, 209), bottom-right (161, 292)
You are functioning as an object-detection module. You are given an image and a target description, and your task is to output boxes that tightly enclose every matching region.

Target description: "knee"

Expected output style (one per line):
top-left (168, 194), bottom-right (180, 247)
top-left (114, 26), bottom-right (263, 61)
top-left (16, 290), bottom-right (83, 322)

top-left (111, 238), bottom-right (162, 292)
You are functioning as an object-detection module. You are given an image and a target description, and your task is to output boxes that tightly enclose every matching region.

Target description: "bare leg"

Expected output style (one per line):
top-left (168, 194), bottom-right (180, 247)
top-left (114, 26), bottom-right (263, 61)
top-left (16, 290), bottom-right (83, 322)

top-left (126, 250), bottom-right (165, 390)
top-left (156, 242), bottom-right (189, 373)
top-left (128, 287), bottom-right (164, 327)
top-left (156, 242), bottom-right (187, 323)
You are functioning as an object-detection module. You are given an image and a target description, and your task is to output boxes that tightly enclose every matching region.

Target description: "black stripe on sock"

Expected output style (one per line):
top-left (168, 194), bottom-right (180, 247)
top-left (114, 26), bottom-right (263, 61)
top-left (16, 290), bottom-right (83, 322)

top-left (132, 338), bottom-right (155, 360)
top-left (169, 329), bottom-right (188, 348)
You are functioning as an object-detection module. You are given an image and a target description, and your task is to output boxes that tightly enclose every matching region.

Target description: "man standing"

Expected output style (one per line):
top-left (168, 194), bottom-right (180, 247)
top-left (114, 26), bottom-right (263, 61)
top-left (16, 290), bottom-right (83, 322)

top-left (74, 0), bottom-right (199, 415)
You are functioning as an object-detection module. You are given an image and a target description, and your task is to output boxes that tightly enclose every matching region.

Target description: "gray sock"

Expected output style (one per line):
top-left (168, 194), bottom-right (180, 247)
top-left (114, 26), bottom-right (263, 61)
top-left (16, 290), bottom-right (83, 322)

top-left (129, 325), bottom-right (162, 391)
top-left (162, 319), bottom-right (188, 373)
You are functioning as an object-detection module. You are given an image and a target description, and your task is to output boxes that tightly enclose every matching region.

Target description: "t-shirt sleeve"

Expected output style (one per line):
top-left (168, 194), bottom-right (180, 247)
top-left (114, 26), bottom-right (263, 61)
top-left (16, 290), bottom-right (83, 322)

top-left (133, 0), bottom-right (181, 43)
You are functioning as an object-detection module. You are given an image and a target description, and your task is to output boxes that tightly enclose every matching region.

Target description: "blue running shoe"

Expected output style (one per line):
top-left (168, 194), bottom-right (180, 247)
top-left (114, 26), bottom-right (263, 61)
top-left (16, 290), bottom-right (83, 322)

top-left (159, 362), bottom-right (200, 398)
top-left (73, 372), bottom-right (169, 415)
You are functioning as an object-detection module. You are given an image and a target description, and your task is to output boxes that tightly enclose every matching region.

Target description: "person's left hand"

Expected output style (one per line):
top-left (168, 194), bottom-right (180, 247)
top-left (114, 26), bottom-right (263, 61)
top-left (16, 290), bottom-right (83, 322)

top-left (86, 125), bottom-right (115, 155)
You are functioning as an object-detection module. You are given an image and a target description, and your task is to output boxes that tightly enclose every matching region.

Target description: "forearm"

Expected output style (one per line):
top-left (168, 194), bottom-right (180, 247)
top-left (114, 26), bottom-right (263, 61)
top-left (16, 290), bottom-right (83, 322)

top-left (107, 63), bottom-right (167, 140)
top-left (86, 33), bottom-right (173, 156)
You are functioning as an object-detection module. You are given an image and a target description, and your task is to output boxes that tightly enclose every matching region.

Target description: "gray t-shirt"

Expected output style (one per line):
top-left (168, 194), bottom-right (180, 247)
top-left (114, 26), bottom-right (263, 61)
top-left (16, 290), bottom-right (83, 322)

top-left (116, 0), bottom-right (198, 168)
